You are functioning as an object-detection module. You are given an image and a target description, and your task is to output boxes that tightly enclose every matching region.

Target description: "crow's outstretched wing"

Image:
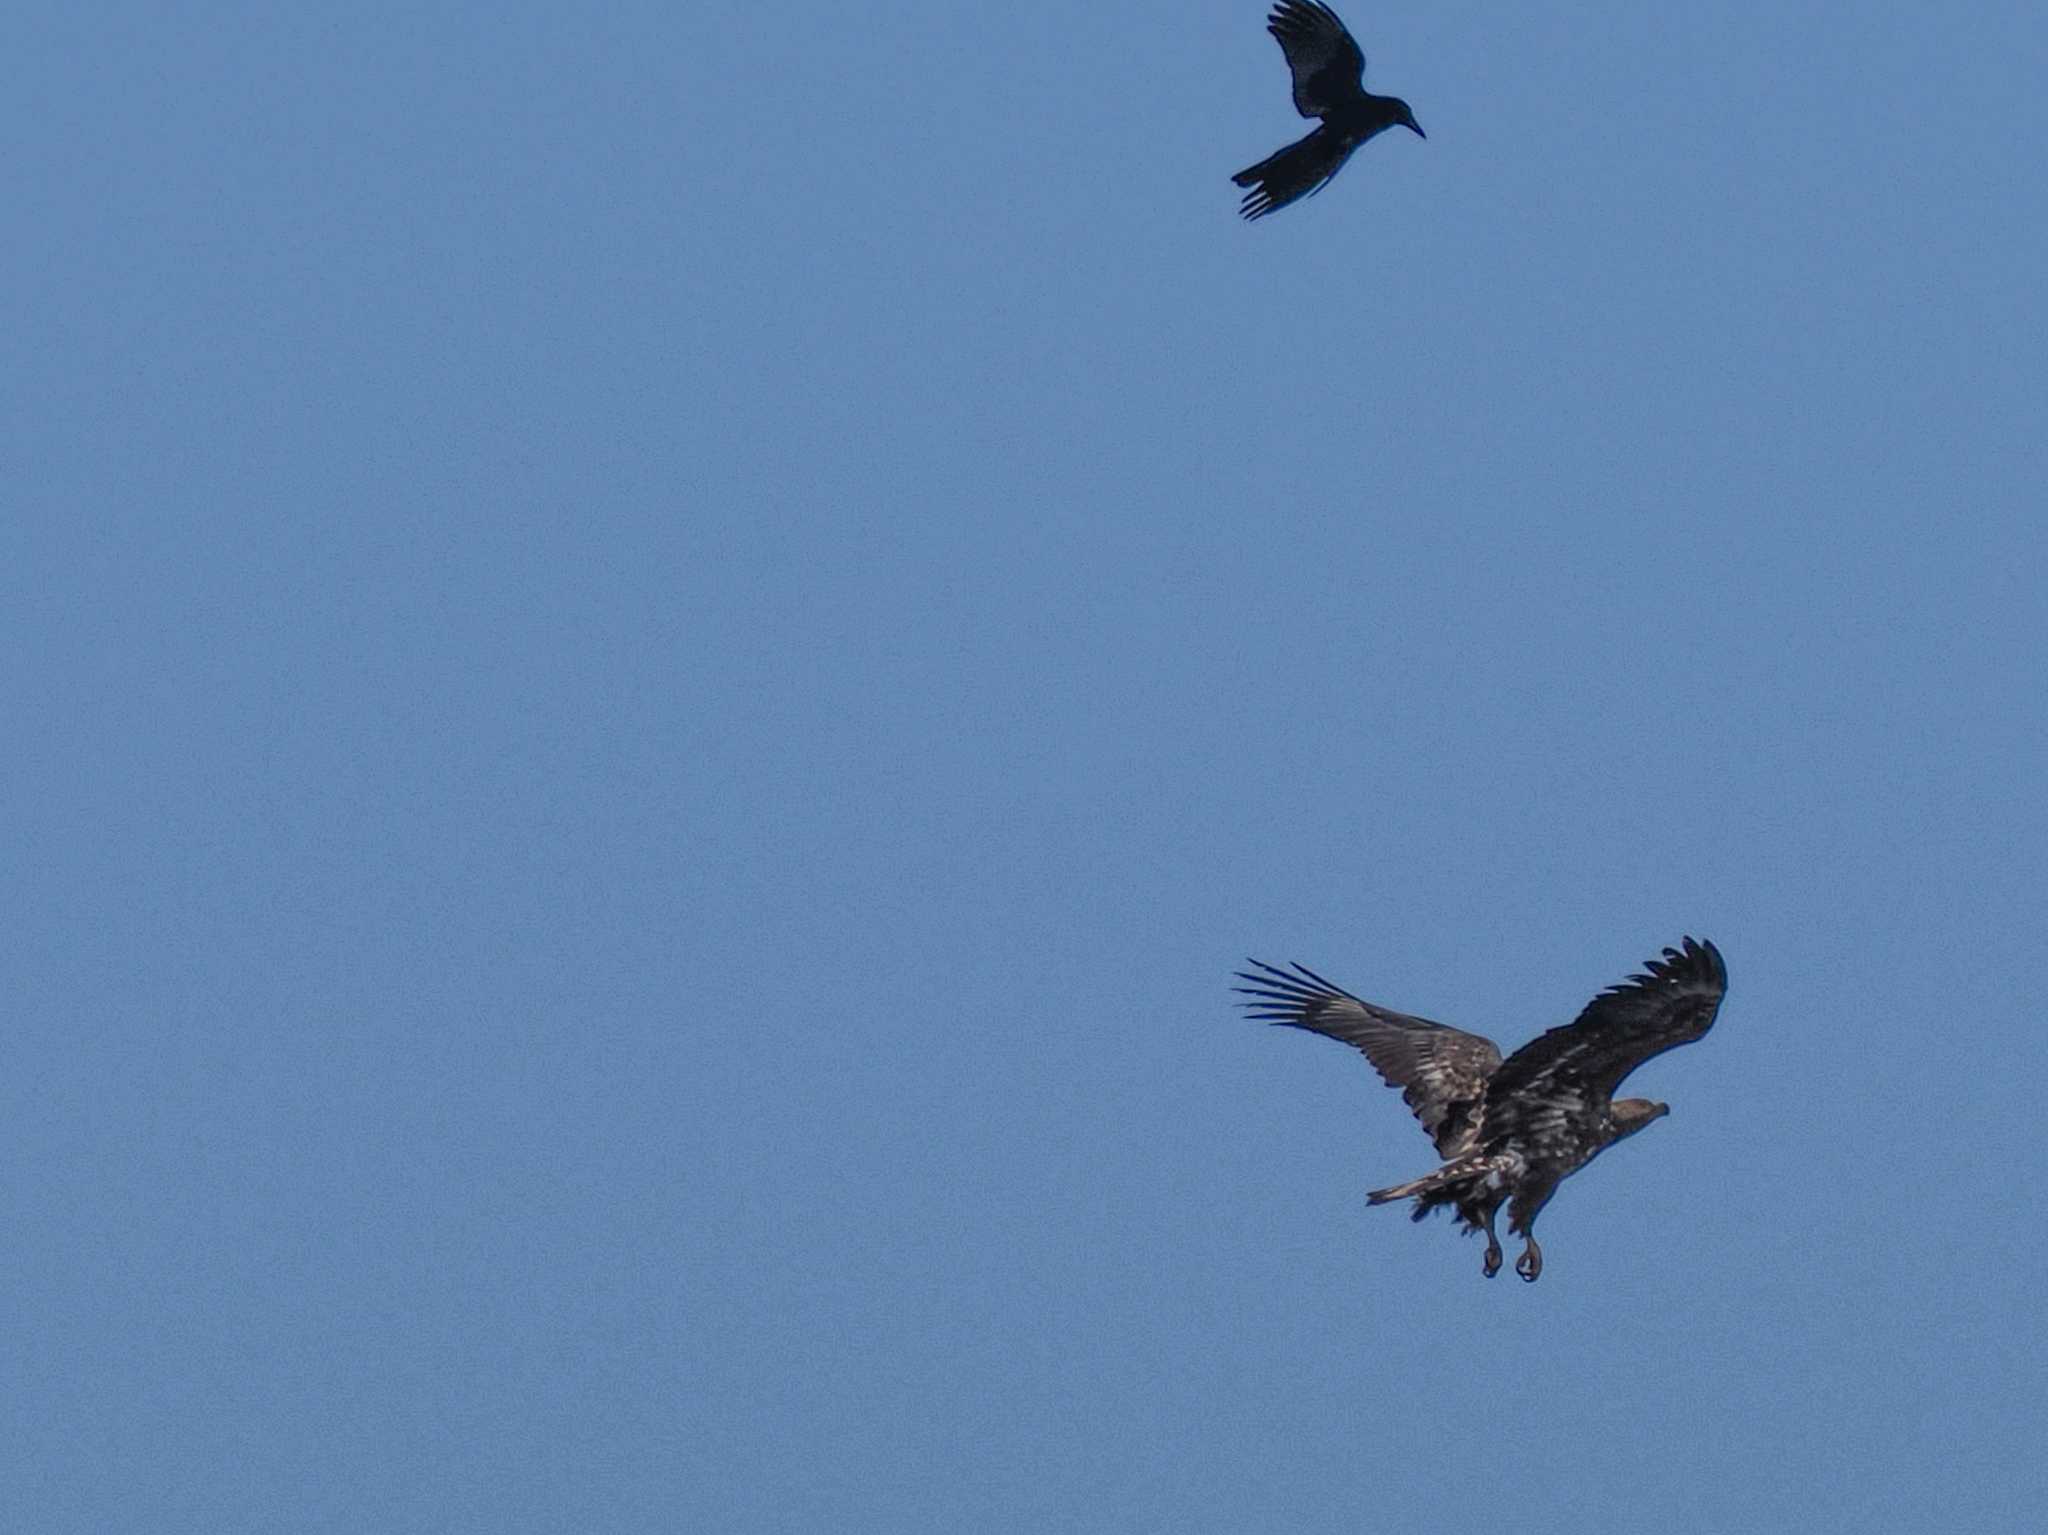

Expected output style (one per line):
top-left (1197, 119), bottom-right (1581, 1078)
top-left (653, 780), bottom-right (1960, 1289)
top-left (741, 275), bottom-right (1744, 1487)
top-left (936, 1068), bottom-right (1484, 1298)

top-left (1236, 959), bottom-right (1503, 1157)
top-left (1268, 1), bottom-right (1368, 119)
top-left (1231, 130), bottom-right (1357, 220)
top-left (1484, 938), bottom-right (1727, 1127)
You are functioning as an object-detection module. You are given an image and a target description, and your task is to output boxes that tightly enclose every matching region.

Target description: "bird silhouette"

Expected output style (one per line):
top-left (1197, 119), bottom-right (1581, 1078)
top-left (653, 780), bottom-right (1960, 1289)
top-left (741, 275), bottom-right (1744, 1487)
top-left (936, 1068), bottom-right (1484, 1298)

top-left (1233, 2), bottom-right (1423, 221)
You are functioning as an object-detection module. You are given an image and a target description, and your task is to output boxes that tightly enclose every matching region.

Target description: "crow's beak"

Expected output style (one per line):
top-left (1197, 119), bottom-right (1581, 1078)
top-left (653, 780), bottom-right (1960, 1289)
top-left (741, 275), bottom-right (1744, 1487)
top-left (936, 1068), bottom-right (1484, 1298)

top-left (1407, 121), bottom-right (1426, 140)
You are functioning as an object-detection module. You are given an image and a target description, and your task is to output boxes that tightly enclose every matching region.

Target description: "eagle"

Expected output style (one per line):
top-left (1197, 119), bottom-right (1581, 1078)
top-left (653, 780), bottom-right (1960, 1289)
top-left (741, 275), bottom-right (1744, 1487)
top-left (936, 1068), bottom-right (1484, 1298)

top-left (1234, 937), bottom-right (1726, 1280)
top-left (1233, 1), bottom-right (1424, 221)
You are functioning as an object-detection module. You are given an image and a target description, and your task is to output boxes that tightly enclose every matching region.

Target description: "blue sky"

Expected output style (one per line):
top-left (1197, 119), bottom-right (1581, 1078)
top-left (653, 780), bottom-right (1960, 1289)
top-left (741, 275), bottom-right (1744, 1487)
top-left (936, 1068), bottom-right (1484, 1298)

top-left (5, 2), bottom-right (2046, 1529)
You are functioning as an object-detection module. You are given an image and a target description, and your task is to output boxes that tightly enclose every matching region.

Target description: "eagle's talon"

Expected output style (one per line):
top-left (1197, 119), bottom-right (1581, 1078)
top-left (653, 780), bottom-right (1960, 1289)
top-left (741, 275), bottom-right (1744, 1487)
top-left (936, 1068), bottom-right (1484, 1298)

top-left (1515, 1243), bottom-right (1542, 1282)
top-left (1482, 1243), bottom-right (1502, 1278)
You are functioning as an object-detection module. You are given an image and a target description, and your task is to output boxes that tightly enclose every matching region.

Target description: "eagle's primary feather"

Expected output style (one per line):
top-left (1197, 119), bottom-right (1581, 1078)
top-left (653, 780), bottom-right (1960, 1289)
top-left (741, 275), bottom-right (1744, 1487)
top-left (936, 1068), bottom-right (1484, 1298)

top-left (1235, 959), bottom-right (1501, 1158)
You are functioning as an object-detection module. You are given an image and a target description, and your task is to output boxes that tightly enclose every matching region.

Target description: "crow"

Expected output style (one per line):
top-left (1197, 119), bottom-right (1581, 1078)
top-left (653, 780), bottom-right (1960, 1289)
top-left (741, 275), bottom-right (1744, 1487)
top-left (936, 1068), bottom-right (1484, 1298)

top-left (1233, 2), bottom-right (1423, 221)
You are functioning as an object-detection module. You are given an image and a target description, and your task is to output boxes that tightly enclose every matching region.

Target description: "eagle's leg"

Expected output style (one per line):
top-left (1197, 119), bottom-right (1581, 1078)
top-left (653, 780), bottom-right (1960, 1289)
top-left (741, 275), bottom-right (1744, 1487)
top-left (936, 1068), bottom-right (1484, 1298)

top-left (1479, 1211), bottom-right (1503, 1278)
top-left (1507, 1180), bottom-right (1557, 1283)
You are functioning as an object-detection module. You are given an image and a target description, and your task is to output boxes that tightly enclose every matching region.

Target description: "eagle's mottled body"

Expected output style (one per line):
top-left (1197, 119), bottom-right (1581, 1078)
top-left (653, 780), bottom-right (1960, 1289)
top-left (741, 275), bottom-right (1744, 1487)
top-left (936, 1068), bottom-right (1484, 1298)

top-left (1236, 938), bottom-right (1725, 1280)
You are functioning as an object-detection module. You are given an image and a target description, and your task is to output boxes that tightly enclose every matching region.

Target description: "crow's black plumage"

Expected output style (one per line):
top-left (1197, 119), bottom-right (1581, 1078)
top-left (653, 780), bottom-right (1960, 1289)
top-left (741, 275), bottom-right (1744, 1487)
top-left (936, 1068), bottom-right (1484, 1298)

top-left (1236, 938), bottom-right (1726, 1281)
top-left (1232, 1), bottom-right (1423, 220)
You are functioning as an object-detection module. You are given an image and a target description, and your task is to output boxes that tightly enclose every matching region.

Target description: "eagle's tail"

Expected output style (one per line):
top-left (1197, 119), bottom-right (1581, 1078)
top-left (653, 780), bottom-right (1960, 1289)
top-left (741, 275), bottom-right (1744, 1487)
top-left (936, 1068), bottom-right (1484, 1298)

top-left (1367, 1163), bottom-right (1475, 1206)
top-left (1369, 1155), bottom-right (1511, 1224)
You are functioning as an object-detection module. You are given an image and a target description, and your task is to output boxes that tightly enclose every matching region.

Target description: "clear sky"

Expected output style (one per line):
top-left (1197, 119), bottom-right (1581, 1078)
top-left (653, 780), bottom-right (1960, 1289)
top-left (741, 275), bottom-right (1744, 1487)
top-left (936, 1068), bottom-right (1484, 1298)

top-left (5, 2), bottom-right (2046, 1529)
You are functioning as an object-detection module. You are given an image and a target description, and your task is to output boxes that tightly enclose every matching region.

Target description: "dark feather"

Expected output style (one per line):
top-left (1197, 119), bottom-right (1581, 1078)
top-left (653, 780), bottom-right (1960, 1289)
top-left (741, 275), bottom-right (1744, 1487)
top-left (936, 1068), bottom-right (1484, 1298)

top-left (1484, 937), bottom-right (1727, 1110)
top-left (1235, 959), bottom-right (1502, 1157)
top-left (1231, 128), bottom-right (1357, 221)
top-left (1268, 0), bottom-right (1368, 119)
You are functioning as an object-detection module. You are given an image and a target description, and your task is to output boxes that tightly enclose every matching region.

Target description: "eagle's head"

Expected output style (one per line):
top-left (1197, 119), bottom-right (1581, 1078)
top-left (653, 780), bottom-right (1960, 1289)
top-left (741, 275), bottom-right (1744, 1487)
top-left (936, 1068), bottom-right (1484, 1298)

top-left (1611, 1098), bottom-right (1670, 1139)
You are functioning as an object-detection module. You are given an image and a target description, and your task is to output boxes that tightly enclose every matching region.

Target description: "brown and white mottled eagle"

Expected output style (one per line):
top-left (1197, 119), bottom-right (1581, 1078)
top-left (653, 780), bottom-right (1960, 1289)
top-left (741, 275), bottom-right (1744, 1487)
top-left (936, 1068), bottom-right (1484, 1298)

top-left (1234, 937), bottom-right (1726, 1281)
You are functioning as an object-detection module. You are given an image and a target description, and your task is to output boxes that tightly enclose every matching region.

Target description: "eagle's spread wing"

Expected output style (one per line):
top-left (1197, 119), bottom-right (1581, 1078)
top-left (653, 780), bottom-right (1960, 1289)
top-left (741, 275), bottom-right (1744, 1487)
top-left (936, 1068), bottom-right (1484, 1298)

top-left (1483, 938), bottom-right (1727, 1118)
top-left (1267, 1), bottom-right (1368, 119)
top-left (1236, 959), bottom-right (1503, 1157)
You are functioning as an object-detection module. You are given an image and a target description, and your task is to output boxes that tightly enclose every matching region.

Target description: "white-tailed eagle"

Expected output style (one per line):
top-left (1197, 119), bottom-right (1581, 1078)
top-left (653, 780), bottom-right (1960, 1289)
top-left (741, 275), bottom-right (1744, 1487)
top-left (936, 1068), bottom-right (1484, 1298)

top-left (1235, 937), bottom-right (1726, 1280)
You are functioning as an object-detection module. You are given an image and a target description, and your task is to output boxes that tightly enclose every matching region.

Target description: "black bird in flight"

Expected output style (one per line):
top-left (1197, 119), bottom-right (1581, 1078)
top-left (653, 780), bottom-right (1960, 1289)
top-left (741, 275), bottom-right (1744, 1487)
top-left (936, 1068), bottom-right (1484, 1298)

top-left (1235, 938), bottom-right (1726, 1280)
top-left (1232, 2), bottom-right (1423, 221)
